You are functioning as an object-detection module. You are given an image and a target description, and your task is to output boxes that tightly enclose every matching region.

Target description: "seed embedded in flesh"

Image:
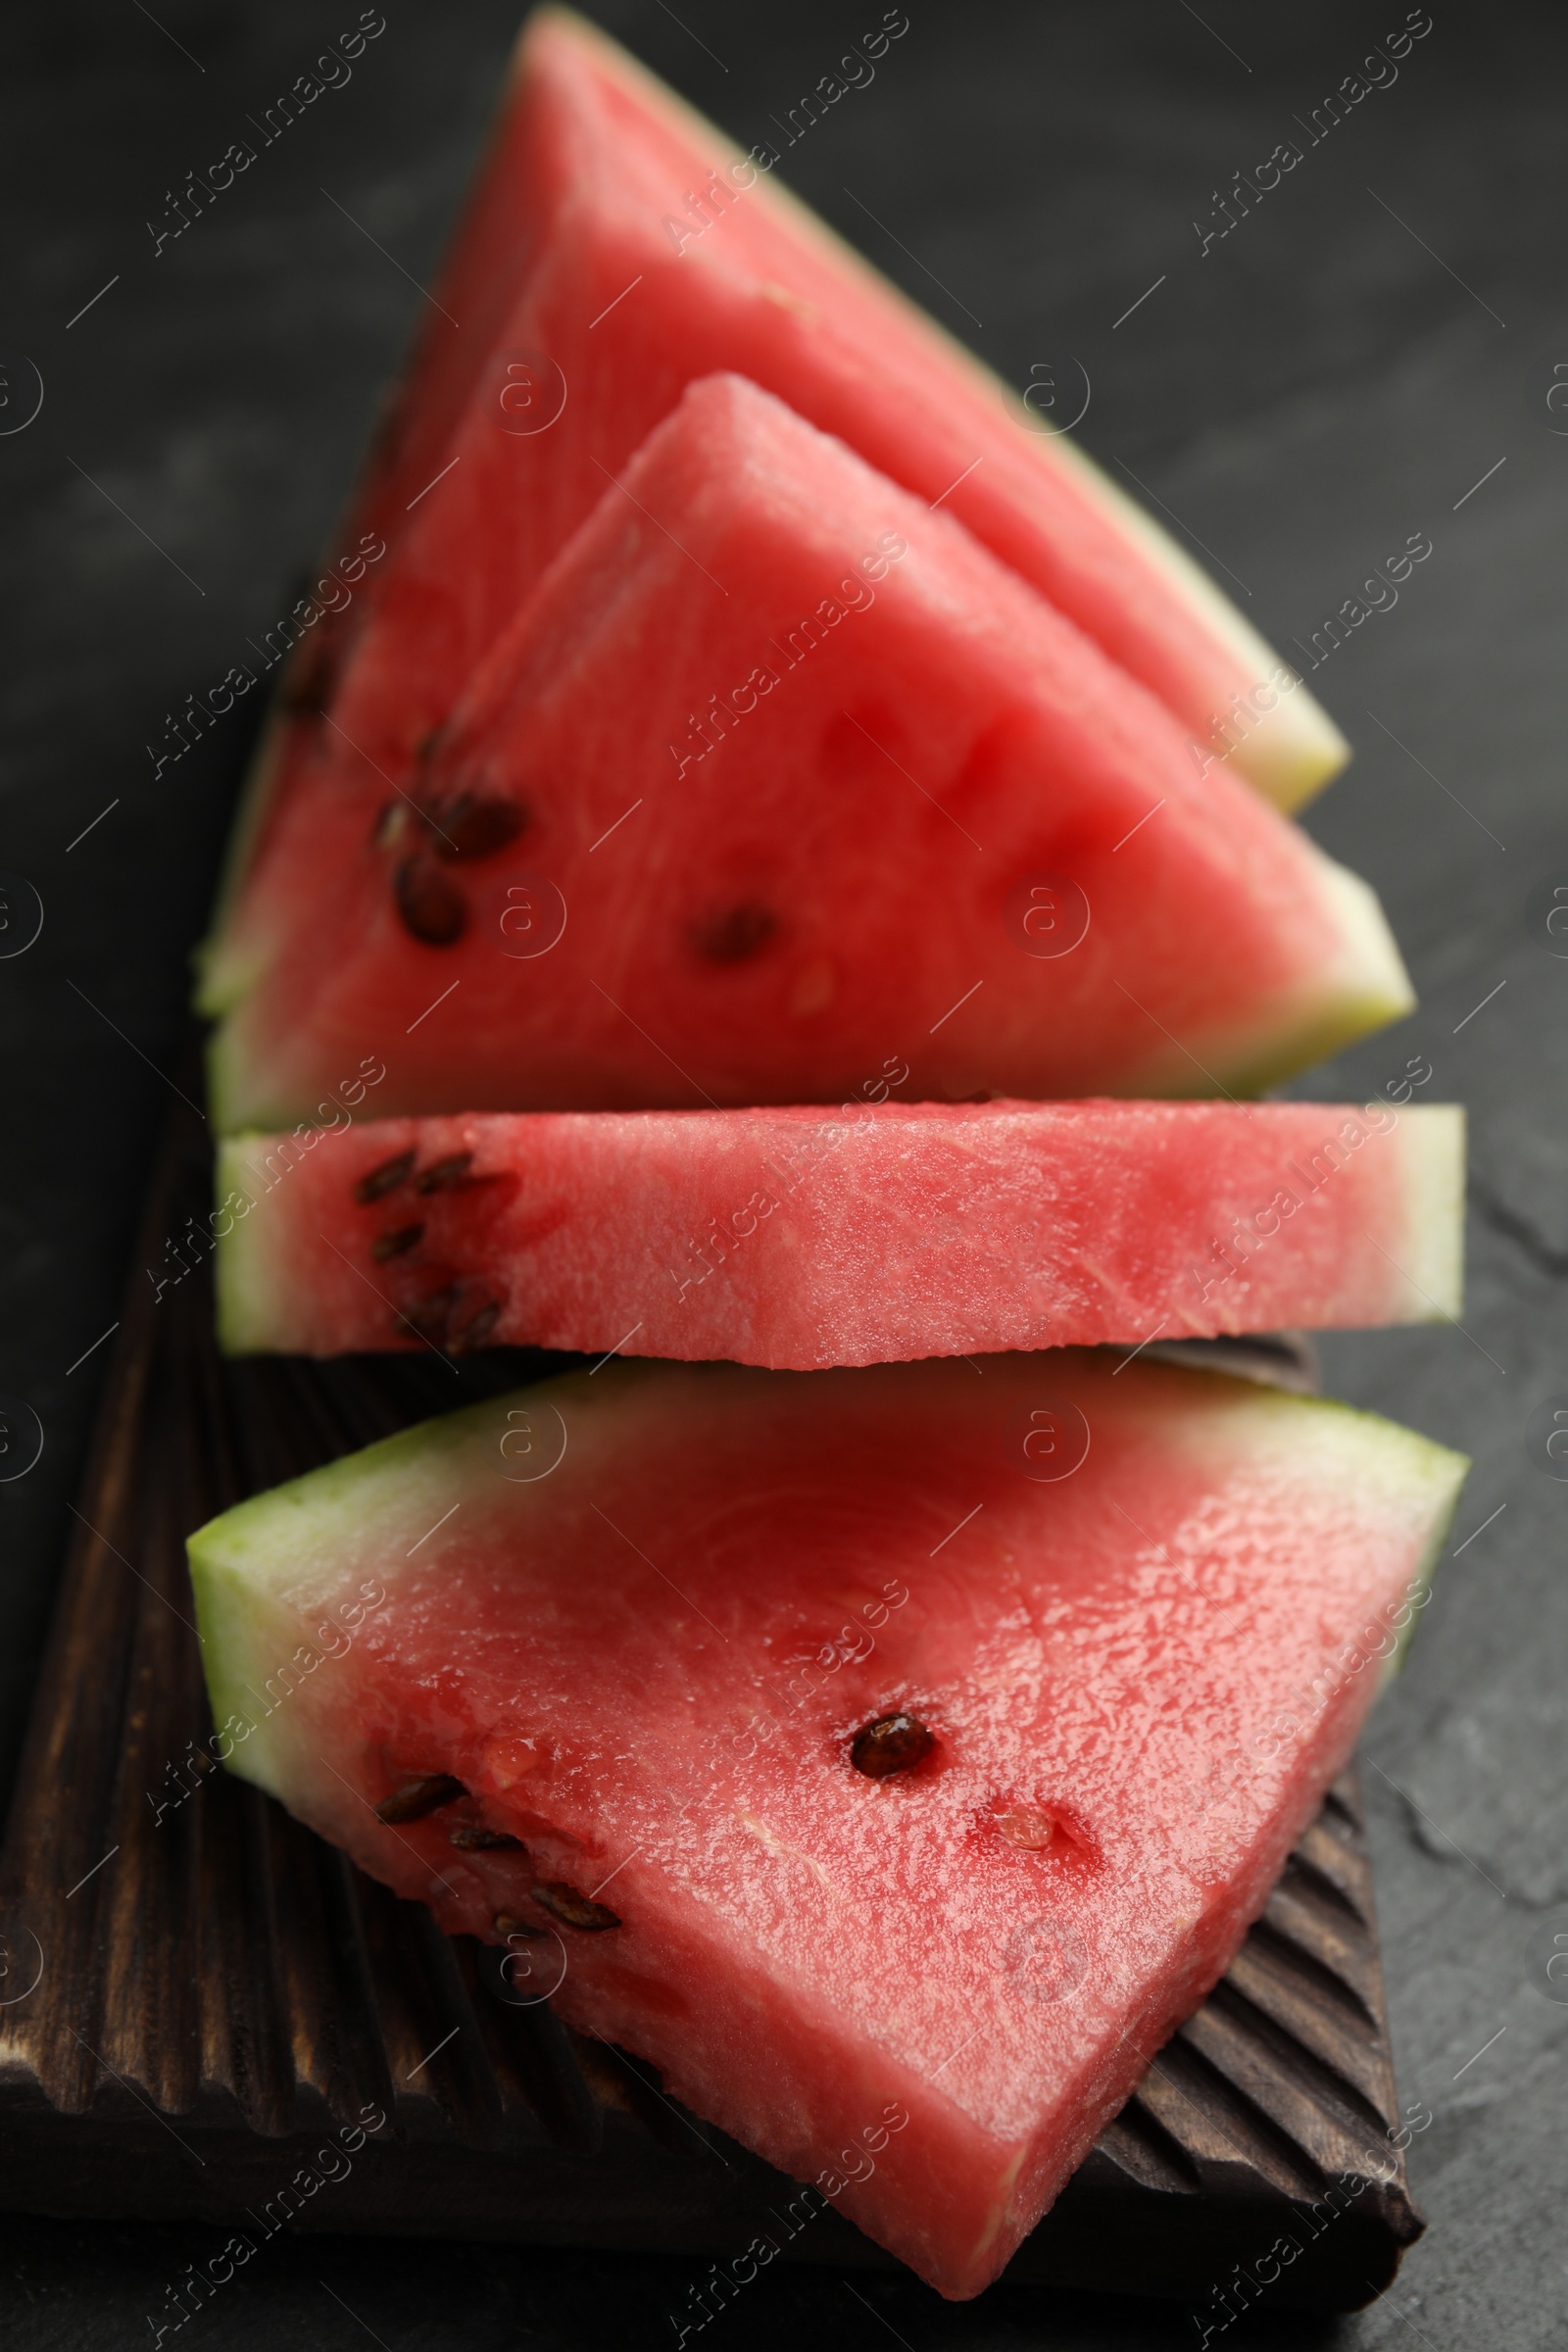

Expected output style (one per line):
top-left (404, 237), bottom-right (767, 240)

top-left (427, 791), bottom-right (527, 862)
top-left (374, 1773), bottom-right (466, 1824)
top-left (532, 1880), bottom-right (621, 1933)
top-left (354, 1150), bottom-right (416, 1203)
top-left (415, 1151), bottom-right (475, 1193)
top-left (371, 1222), bottom-right (424, 1260)
top-left (850, 1712), bottom-right (934, 1780)
top-left (394, 855), bottom-right (467, 946)
top-left (404, 1284), bottom-right (461, 1348)
top-left (691, 903), bottom-right (778, 965)
top-left (451, 1825), bottom-right (525, 1852)
top-left (494, 1910), bottom-right (546, 1938)
top-left (449, 1297), bottom-right (502, 1353)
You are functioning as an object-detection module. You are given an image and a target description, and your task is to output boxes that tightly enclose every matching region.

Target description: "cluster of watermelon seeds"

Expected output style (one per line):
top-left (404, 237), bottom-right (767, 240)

top-left (370, 1707), bottom-right (949, 1937)
top-left (373, 752), bottom-right (792, 980)
top-left (373, 1773), bottom-right (621, 1934)
top-left (376, 774), bottom-right (528, 947)
top-left (375, 1768), bottom-right (620, 1937)
top-left (351, 1146), bottom-right (514, 1351)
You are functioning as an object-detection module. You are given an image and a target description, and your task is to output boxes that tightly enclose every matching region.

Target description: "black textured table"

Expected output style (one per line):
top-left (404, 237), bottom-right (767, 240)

top-left (1, 5), bottom-right (1561, 2346)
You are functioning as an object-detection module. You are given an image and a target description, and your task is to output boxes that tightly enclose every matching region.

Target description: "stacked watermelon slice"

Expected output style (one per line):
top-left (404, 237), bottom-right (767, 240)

top-left (188, 11), bottom-right (1467, 2302)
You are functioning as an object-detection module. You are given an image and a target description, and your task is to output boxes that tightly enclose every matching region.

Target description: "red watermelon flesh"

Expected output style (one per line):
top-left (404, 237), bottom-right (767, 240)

top-left (206, 39), bottom-right (564, 941)
top-left (215, 1100), bottom-right (1463, 1367)
top-left (199, 10), bottom-right (1345, 1011)
top-left (207, 375), bottom-right (1409, 1132)
top-left (187, 1353), bottom-right (1466, 2296)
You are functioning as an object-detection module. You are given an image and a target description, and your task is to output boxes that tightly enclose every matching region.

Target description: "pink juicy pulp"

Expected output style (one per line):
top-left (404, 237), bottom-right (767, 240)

top-left (215, 8), bottom-right (1299, 995)
top-left (214, 375), bottom-right (1355, 1125)
top-left (217, 38), bottom-right (553, 884)
top-left (248, 1356), bottom-right (1452, 2295)
top-left (225, 1100), bottom-right (1437, 1365)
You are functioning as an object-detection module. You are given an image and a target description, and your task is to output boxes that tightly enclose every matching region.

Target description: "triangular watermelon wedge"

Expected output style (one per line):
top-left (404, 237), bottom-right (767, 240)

top-left (213, 1099), bottom-right (1464, 1366)
top-left (188, 1352), bottom-right (1466, 2297)
top-left (199, 9), bottom-right (1345, 1013)
top-left (207, 373), bottom-right (1409, 1131)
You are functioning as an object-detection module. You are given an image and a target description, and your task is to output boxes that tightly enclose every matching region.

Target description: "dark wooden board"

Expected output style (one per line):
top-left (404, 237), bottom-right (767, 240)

top-left (0, 1097), bottom-right (1424, 2310)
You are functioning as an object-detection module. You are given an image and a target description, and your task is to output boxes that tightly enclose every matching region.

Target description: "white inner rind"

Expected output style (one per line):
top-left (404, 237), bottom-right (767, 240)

top-left (1139, 846), bottom-right (1414, 1099)
top-left (1395, 1103), bottom-right (1466, 1321)
top-left (213, 1134), bottom-right (286, 1353)
top-left (191, 1403), bottom-right (489, 1799)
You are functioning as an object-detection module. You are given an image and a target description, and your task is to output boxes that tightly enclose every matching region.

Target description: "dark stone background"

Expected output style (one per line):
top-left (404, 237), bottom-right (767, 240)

top-left (1, 1), bottom-right (1562, 2342)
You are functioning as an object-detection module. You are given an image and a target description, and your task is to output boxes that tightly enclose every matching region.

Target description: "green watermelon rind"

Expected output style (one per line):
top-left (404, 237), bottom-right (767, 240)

top-left (188, 1386), bottom-right (519, 1800)
top-left (1392, 1101), bottom-right (1465, 1326)
top-left (1379, 1480), bottom-right (1450, 1685)
top-left (213, 1133), bottom-right (283, 1356)
top-left (1186, 848), bottom-right (1414, 1099)
top-left (187, 1360), bottom-right (1468, 1812)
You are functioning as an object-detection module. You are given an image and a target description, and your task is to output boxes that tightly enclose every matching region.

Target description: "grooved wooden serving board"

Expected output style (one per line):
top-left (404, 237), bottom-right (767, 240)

top-left (0, 1096), bottom-right (1424, 2309)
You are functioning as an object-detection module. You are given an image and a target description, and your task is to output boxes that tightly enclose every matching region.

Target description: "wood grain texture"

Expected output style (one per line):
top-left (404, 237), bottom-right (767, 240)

top-left (0, 1101), bottom-right (1424, 2309)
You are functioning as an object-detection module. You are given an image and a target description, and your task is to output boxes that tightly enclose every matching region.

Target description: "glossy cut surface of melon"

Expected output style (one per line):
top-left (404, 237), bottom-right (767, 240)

top-left (208, 377), bottom-right (1408, 1130)
top-left (189, 1352), bottom-right (1465, 2295)
top-left (216, 1098), bottom-right (1464, 1366)
top-left (200, 9), bottom-right (1346, 1013)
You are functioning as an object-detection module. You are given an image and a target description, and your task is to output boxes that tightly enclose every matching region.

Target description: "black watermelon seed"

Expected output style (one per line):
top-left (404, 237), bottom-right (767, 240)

top-left (404, 1285), bottom-right (461, 1348)
top-left (850, 1713), bottom-right (934, 1780)
top-left (532, 1880), bottom-right (620, 1932)
top-left (494, 1910), bottom-right (547, 1938)
top-left (429, 792), bottom-right (527, 861)
top-left (452, 1825), bottom-right (526, 1852)
top-left (375, 1773), bottom-right (466, 1824)
top-left (691, 903), bottom-right (778, 964)
top-left (415, 1152), bottom-right (475, 1194)
top-left (394, 855), bottom-right (467, 946)
top-left (450, 1298), bottom-right (503, 1353)
top-left (354, 1150), bottom-right (416, 1204)
top-left (371, 1222), bottom-right (424, 1260)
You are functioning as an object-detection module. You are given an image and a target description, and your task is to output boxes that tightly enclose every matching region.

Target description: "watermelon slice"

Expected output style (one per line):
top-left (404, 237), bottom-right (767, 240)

top-left (207, 375), bottom-right (1409, 1132)
top-left (199, 10), bottom-right (1345, 1015)
top-left (187, 1352), bottom-right (1466, 2297)
top-left (214, 1099), bottom-right (1464, 1367)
